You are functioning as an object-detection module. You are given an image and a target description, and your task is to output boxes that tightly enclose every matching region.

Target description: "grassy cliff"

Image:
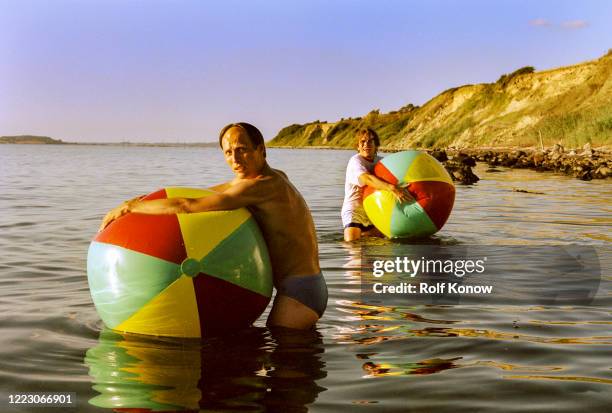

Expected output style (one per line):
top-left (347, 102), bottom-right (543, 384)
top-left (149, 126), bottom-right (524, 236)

top-left (270, 51), bottom-right (612, 149)
top-left (0, 135), bottom-right (65, 144)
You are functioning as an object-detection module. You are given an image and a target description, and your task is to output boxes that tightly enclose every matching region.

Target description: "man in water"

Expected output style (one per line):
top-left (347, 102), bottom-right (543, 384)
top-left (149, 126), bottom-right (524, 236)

top-left (100, 123), bottom-right (327, 329)
top-left (342, 128), bottom-right (412, 241)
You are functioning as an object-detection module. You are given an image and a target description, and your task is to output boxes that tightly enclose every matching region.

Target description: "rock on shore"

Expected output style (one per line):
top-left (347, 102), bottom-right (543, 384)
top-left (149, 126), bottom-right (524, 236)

top-left (430, 150), bottom-right (480, 185)
top-left (462, 143), bottom-right (611, 181)
top-left (426, 143), bottom-right (610, 185)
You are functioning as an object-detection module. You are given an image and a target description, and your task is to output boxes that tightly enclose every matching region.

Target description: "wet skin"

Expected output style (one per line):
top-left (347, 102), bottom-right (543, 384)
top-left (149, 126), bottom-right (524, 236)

top-left (100, 126), bottom-right (322, 329)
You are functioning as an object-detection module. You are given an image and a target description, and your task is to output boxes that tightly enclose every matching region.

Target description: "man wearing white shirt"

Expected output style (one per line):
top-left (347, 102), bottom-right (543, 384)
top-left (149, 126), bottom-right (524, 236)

top-left (341, 128), bottom-right (412, 241)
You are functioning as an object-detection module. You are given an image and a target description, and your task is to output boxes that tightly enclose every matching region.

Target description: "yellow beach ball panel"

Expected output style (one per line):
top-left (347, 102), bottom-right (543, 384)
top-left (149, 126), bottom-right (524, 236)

top-left (364, 151), bottom-right (455, 238)
top-left (88, 187), bottom-right (274, 338)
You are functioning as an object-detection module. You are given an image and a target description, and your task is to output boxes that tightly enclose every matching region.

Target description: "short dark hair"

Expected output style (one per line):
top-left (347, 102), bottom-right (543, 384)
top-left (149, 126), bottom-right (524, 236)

top-left (218, 122), bottom-right (265, 150)
top-left (356, 128), bottom-right (380, 147)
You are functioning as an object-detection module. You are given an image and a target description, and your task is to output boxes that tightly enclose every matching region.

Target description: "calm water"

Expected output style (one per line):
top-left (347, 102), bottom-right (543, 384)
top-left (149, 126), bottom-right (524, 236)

top-left (0, 145), bottom-right (610, 412)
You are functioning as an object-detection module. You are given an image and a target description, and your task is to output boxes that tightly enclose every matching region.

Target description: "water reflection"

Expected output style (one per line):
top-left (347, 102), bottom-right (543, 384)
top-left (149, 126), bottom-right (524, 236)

top-left (361, 357), bottom-right (462, 377)
top-left (334, 241), bottom-right (610, 388)
top-left (335, 241), bottom-right (465, 379)
top-left (85, 327), bottom-right (327, 412)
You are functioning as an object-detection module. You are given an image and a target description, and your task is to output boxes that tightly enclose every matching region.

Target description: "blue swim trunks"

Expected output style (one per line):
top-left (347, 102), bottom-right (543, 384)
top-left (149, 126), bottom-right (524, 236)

top-left (278, 272), bottom-right (328, 317)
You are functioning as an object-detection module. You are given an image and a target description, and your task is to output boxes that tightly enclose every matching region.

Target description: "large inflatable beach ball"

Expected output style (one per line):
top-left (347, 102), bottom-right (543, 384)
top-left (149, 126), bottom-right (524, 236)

top-left (363, 151), bottom-right (455, 238)
top-left (88, 187), bottom-right (273, 338)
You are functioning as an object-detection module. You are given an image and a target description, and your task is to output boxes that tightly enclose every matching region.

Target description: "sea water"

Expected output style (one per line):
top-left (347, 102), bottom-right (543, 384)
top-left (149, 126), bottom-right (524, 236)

top-left (0, 145), bottom-right (610, 412)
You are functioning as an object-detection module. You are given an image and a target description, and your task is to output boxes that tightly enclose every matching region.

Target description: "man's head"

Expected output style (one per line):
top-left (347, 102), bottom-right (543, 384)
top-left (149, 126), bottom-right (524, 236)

top-left (219, 123), bottom-right (267, 178)
top-left (356, 128), bottom-right (380, 161)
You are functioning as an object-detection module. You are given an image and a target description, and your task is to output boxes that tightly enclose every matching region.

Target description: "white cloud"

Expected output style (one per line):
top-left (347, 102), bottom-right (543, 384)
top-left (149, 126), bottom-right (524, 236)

top-left (529, 18), bottom-right (550, 27)
top-left (561, 20), bottom-right (589, 29)
top-left (529, 18), bottom-right (589, 30)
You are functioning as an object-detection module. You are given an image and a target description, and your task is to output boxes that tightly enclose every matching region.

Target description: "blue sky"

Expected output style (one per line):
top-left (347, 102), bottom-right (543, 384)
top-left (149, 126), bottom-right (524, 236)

top-left (1, 0), bottom-right (610, 142)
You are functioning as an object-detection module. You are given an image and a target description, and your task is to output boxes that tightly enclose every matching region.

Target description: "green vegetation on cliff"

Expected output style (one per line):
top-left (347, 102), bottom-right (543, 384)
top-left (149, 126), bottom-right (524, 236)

top-left (0, 135), bottom-right (65, 144)
top-left (270, 51), bottom-right (612, 149)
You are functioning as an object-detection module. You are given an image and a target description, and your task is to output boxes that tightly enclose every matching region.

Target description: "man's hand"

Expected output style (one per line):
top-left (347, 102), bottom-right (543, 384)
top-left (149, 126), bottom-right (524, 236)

top-left (99, 207), bottom-right (122, 232)
top-left (389, 184), bottom-right (414, 203)
top-left (98, 196), bottom-right (144, 232)
top-left (359, 173), bottom-right (415, 203)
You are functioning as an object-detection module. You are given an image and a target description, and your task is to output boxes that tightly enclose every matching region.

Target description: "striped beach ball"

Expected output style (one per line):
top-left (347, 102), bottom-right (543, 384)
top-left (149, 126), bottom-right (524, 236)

top-left (363, 151), bottom-right (455, 238)
top-left (88, 187), bottom-right (273, 338)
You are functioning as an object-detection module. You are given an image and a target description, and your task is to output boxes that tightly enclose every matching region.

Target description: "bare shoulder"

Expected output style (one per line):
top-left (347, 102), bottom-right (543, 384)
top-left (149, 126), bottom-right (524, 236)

top-left (229, 176), bottom-right (264, 191)
top-left (226, 174), bottom-right (276, 196)
top-left (272, 168), bottom-right (289, 179)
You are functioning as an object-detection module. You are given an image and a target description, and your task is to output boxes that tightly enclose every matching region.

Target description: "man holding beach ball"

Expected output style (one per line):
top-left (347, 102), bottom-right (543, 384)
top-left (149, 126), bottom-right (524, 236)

top-left (342, 128), bottom-right (412, 241)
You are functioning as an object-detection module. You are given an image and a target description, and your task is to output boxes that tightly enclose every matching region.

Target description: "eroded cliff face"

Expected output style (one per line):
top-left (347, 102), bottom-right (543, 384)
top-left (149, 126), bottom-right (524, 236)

top-left (270, 52), bottom-right (612, 149)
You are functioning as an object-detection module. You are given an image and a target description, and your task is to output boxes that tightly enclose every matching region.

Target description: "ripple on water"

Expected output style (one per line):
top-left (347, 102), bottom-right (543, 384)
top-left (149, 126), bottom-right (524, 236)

top-left (0, 146), bottom-right (610, 412)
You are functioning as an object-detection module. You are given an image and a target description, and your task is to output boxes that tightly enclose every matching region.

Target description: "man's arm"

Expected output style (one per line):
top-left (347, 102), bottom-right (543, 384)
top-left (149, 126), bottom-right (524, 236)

top-left (99, 179), bottom-right (270, 231)
top-left (358, 173), bottom-right (413, 203)
top-left (208, 182), bottom-right (232, 192)
top-left (133, 182), bottom-right (263, 214)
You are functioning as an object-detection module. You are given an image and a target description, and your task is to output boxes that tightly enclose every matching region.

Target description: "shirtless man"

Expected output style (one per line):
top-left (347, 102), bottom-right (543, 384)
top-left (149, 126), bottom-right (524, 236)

top-left (100, 123), bottom-right (327, 329)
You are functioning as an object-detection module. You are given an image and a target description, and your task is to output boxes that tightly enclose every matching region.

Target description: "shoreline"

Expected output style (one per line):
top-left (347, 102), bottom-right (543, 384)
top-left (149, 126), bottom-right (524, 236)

top-left (3, 141), bottom-right (609, 182)
top-left (446, 145), bottom-right (611, 182)
top-left (268, 144), bottom-right (612, 154)
top-left (269, 144), bottom-right (611, 183)
top-left (0, 141), bottom-right (218, 148)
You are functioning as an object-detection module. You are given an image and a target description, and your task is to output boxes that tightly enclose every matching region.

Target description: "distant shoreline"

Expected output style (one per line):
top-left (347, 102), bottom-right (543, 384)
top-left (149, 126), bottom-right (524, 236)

top-left (268, 144), bottom-right (612, 154)
top-left (0, 136), bottom-right (218, 148)
top-left (0, 141), bottom-right (219, 148)
top-left (3, 137), bottom-right (610, 155)
top-left (3, 136), bottom-right (609, 155)
top-left (3, 137), bottom-right (609, 181)
top-left (3, 141), bottom-right (611, 153)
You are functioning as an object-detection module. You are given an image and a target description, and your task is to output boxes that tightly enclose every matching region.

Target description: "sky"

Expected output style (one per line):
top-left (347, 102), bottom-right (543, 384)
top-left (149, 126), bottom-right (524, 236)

top-left (1, 0), bottom-right (611, 142)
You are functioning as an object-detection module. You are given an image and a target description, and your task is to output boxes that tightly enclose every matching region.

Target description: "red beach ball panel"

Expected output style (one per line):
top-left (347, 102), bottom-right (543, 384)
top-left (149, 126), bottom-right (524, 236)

top-left (408, 181), bottom-right (455, 230)
top-left (194, 274), bottom-right (272, 336)
top-left (94, 188), bottom-right (187, 265)
top-left (373, 162), bottom-right (399, 185)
